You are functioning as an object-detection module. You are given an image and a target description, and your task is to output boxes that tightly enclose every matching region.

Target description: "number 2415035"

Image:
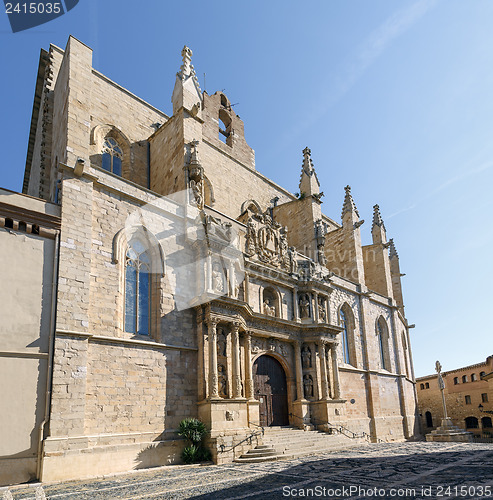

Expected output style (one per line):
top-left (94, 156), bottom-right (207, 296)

top-left (5, 3), bottom-right (62, 14)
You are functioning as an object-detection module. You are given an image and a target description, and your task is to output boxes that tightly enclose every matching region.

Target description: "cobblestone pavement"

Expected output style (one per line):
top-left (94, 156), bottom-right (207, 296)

top-left (2, 442), bottom-right (493, 500)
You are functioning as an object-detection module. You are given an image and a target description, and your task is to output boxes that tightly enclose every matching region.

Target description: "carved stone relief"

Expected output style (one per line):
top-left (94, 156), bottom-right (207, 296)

top-left (244, 212), bottom-right (290, 270)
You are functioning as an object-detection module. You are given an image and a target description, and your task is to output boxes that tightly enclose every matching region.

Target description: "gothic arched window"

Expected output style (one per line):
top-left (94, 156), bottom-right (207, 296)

top-left (377, 318), bottom-right (389, 371)
top-left (340, 309), bottom-right (350, 364)
top-left (102, 137), bottom-right (123, 176)
top-left (125, 239), bottom-right (151, 335)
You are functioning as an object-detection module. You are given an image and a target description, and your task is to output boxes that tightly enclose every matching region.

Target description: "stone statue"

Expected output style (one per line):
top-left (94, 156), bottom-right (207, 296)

top-left (212, 263), bottom-right (224, 292)
top-left (303, 374), bottom-right (313, 398)
top-left (189, 179), bottom-right (203, 209)
top-left (217, 327), bottom-right (227, 357)
top-left (218, 364), bottom-right (228, 398)
top-left (246, 219), bottom-right (257, 255)
top-left (263, 297), bottom-right (276, 317)
top-left (318, 297), bottom-right (327, 322)
top-left (299, 294), bottom-right (310, 319)
top-left (301, 345), bottom-right (312, 368)
top-left (288, 246), bottom-right (297, 274)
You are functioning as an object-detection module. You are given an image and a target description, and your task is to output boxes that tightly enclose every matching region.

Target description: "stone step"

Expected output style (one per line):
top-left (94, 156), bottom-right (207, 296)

top-left (235, 427), bottom-right (367, 464)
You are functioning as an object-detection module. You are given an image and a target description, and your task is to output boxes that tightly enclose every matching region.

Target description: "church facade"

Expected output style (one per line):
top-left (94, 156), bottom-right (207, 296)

top-left (0, 36), bottom-right (420, 485)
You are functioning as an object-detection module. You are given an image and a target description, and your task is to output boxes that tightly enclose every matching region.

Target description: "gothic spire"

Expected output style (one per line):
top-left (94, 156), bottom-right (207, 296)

top-left (372, 204), bottom-right (386, 231)
top-left (388, 238), bottom-right (399, 259)
top-left (172, 45), bottom-right (202, 114)
top-left (298, 147), bottom-right (320, 196)
top-left (341, 185), bottom-right (360, 219)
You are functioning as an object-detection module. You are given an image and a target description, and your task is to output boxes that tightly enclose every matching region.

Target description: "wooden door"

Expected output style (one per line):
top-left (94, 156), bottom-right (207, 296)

top-left (253, 355), bottom-right (289, 426)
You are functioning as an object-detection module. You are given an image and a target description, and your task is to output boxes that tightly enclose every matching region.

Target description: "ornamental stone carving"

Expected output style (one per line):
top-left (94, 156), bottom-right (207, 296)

top-left (244, 212), bottom-right (290, 270)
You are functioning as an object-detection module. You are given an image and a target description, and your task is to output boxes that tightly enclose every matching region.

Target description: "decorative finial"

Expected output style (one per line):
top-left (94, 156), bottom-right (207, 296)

top-left (342, 185), bottom-right (360, 218)
top-left (435, 360), bottom-right (442, 374)
top-left (302, 147), bottom-right (314, 174)
top-left (180, 46), bottom-right (193, 77)
top-left (388, 238), bottom-right (399, 259)
top-left (372, 204), bottom-right (386, 231)
top-left (190, 140), bottom-right (200, 165)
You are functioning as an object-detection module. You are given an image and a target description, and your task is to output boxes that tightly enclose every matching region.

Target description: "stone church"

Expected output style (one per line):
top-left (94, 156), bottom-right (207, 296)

top-left (0, 36), bottom-right (420, 485)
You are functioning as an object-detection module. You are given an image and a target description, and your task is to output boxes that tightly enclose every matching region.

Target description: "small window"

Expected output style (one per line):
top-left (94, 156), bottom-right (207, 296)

top-left (482, 393), bottom-right (489, 403)
top-left (462, 375), bottom-right (468, 383)
top-left (454, 377), bottom-right (459, 385)
top-left (465, 416), bottom-right (478, 429)
top-left (102, 137), bottom-right (123, 176)
top-left (465, 395), bottom-right (471, 405)
top-left (420, 383), bottom-right (425, 390)
top-left (425, 382), bottom-right (430, 389)
top-left (480, 371), bottom-right (486, 378)
top-left (471, 373), bottom-right (477, 382)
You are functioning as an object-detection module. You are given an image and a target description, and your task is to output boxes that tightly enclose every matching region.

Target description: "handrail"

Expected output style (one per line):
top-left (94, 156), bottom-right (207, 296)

top-left (218, 424), bottom-right (264, 454)
top-left (288, 413), bottom-right (384, 443)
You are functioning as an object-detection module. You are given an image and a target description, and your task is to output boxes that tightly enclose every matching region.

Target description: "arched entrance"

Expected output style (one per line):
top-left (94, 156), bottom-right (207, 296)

top-left (425, 411), bottom-right (433, 428)
top-left (253, 355), bottom-right (289, 426)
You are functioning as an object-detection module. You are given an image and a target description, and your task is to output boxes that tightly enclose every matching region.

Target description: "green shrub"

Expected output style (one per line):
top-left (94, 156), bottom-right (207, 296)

top-left (178, 418), bottom-right (208, 445)
top-left (196, 446), bottom-right (212, 462)
top-left (178, 418), bottom-right (211, 464)
top-left (182, 444), bottom-right (199, 464)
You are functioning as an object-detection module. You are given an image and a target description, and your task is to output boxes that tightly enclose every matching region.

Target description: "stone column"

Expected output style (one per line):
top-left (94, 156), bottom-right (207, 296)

top-left (206, 253), bottom-right (213, 293)
top-left (314, 291), bottom-right (319, 323)
top-left (229, 261), bottom-right (235, 298)
top-left (244, 272), bottom-right (250, 303)
top-left (244, 332), bottom-right (254, 399)
top-left (295, 340), bottom-right (304, 400)
top-left (331, 344), bottom-right (341, 400)
top-left (208, 319), bottom-right (219, 398)
top-left (293, 288), bottom-right (299, 321)
top-left (232, 323), bottom-right (242, 398)
top-left (320, 342), bottom-right (330, 400)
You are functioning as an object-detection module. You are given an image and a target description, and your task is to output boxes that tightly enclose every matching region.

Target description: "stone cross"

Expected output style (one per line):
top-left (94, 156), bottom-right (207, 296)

top-left (435, 360), bottom-right (448, 419)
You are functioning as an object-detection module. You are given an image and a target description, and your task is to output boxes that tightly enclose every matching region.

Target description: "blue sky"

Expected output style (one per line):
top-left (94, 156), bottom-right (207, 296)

top-left (1, 0), bottom-right (492, 377)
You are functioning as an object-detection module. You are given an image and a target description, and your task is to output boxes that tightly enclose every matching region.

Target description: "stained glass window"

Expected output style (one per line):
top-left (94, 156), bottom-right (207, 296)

top-left (124, 239), bottom-right (150, 335)
top-left (102, 137), bottom-right (123, 176)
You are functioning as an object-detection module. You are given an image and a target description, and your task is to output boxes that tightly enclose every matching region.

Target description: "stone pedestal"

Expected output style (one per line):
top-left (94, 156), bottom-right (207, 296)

top-left (310, 399), bottom-right (346, 430)
top-left (425, 418), bottom-right (473, 442)
top-left (198, 399), bottom-right (249, 434)
top-left (247, 399), bottom-right (260, 427)
top-left (291, 400), bottom-right (310, 429)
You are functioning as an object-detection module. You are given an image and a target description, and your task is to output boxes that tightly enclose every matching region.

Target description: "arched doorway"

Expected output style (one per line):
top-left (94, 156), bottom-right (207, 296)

top-left (253, 355), bottom-right (289, 426)
top-left (425, 411), bottom-right (433, 428)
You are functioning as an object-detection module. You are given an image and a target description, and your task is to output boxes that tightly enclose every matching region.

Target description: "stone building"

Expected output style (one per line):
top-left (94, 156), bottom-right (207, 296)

top-left (1, 36), bottom-right (420, 485)
top-left (417, 357), bottom-right (493, 438)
